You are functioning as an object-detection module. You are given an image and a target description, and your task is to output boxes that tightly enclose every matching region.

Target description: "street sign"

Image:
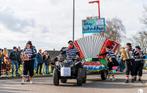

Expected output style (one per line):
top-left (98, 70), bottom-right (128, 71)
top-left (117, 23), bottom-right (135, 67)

top-left (82, 17), bottom-right (106, 34)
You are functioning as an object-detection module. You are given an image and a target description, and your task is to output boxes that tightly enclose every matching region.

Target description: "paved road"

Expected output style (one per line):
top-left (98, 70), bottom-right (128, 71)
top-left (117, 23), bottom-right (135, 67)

top-left (0, 74), bottom-right (147, 93)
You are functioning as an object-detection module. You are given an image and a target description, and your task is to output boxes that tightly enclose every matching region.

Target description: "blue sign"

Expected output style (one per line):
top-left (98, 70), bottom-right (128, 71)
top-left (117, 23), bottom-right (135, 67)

top-left (82, 17), bottom-right (106, 34)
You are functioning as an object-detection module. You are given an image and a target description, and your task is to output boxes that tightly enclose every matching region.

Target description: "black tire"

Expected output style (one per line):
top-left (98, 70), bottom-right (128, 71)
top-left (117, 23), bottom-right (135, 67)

top-left (61, 79), bottom-right (67, 83)
top-left (53, 68), bottom-right (59, 86)
top-left (101, 70), bottom-right (108, 80)
top-left (77, 68), bottom-right (83, 86)
top-left (82, 69), bottom-right (87, 83)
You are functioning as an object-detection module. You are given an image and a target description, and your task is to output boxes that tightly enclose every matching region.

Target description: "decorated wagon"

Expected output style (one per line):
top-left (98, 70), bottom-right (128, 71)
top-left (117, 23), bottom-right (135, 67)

top-left (74, 34), bottom-right (120, 80)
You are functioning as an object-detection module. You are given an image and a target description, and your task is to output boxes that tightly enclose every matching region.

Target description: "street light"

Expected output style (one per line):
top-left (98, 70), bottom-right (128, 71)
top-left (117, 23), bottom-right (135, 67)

top-left (89, 0), bottom-right (101, 19)
top-left (73, 0), bottom-right (75, 41)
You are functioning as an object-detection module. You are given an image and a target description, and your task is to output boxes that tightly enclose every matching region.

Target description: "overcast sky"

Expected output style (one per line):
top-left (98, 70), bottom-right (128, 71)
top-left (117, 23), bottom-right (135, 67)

top-left (0, 0), bottom-right (146, 50)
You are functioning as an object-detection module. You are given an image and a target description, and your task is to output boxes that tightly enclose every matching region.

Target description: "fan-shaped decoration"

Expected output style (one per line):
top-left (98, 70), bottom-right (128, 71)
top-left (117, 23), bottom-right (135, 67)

top-left (74, 35), bottom-right (120, 59)
top-left (74, 35), bottom-right (106, 59)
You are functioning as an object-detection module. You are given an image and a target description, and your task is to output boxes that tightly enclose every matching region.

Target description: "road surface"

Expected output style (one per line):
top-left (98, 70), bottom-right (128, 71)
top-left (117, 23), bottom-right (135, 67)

top-left (0, 74), bottom-right (147, 93)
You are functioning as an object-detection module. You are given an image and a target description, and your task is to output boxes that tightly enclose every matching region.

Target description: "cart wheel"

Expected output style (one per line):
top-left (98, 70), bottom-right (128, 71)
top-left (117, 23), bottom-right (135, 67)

top-left (61, 79), bottom-right (67, 83)
top-left (101, 70), bottom-right (108, 80)
top-left (53, 68), bottom-right (59, 86)
top-left (77, 68), bottom-right (83, 86)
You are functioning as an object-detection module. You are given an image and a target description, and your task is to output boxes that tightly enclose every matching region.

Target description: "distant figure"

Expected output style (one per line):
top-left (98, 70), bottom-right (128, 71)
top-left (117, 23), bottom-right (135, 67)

top-left (3, 48), bottom-right (10, 77)
top-left (9, 47), bottom-right (19, 77)
top-left (17, 46), bottom-right (22, 70)
top-left (0, 49), bottom-right (4, 77)
top-left (120, 47), bottom-right (127, 72)
top-left (43, 51), bottom-right (51, 74)
top-left (36, 49), bottom-right (43, 75)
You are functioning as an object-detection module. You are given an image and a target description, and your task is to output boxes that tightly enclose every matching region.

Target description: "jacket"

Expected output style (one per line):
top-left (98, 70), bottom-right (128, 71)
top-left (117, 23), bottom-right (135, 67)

top-left (43, 55), bottom-right (51, 65)
top-left (120, 48), bottom-right (127, 61)
top-left (36, 53), bottom-right (43, 63)
top-left (9, 51), bottom-right (18, 61)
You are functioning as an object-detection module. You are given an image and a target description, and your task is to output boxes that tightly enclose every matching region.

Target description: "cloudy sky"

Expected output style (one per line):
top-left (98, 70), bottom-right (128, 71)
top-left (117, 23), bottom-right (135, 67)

top-left (0, 0), bottom-right (146, 50)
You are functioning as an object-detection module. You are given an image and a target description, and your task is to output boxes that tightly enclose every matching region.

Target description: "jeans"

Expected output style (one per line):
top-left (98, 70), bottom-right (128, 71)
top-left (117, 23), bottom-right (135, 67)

top-left (34, 58), bottom-right (38, 71)
top-left (23, 60), bottom-right (34, 77)
top-left (11, 60), bottom-right (19, 76)
top-left (36, 63), bottom-right (43, 74)
top-left (44, 63), bottom-right (49, 74)
top-left (118, 60), bottom-right (125, 72)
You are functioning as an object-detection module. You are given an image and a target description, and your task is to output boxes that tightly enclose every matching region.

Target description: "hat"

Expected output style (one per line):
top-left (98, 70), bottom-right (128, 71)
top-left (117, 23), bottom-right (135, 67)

top-left (126, 43), bottom-right (132, 46)
top-left (135, 46), bottom-right (141, 50)
top-left (106, 46), bottom-right (111, 49)
top-left (13, 46), bottom-right (17, 49)
top-left (68, 40), bottom-right (73, 44)
top-left (27, 41), bottom-right (32, 45)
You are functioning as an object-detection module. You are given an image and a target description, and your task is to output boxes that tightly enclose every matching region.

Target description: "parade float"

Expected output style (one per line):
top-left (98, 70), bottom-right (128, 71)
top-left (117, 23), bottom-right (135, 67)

top-left (74, 34), bottom-right (120, 80)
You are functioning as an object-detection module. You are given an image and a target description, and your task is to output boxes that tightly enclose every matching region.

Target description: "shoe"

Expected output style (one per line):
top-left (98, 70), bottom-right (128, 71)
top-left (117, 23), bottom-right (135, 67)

top-left (125, 80), bottom-right (129, 83)
top-left (30, 80), bottom-right (33, 84)
top-left (112, 78), bottom-right (116, 81)
top-left (138, 79), bottom-right (142, 82)
top-left (26, 79), bottom-right (30, 82)
top-left (39, 73), bottom-right (43, 75)
top-left (131, 79), bottom-right (134, 83)
top-left (134, 77), bottom-right (137, 81)
top-left (21, 80), bottom-right (25, 85)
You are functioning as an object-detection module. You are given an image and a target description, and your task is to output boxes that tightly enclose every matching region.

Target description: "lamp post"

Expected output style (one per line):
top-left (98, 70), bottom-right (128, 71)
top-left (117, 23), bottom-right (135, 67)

top-left (73, 0), bottom-right (75, 41)
top-left (89, 0), bottom-right (101, 19)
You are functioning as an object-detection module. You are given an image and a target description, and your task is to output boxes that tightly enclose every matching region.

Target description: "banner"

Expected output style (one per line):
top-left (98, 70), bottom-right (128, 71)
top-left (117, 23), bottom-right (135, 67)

top-left (82, 17), bottom-right (106, 34)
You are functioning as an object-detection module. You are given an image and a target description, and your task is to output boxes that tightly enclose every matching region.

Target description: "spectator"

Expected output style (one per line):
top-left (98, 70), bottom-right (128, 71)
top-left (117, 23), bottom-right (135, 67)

top-left (0, 49), bottom-right (4, 77)
top-left (32, 46), bottom-right (37, 72)
top-left (3, 48), bottom-right (10, 77)
top-left (43, 51), bottom-right (51, 75)
top-left (36, 49), bottom-right (43, 75)
top-left (17, 46), bottom-right (22, 71)
top-left (119, 47), bottom-right (127, 72)
top-left (21, 41), bottom-right (36, 84)
top-left (9, 47), bottom-right (19, 77)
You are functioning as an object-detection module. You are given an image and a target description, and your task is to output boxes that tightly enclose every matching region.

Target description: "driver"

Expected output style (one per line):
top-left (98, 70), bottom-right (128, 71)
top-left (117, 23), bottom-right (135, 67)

top-left (66, 40), bottom-right (79, 63)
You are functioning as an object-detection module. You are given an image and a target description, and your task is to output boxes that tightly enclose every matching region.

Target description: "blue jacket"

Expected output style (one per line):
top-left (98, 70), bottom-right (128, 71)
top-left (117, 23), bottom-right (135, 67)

top-left (36, 53), bottom-right (43, 63)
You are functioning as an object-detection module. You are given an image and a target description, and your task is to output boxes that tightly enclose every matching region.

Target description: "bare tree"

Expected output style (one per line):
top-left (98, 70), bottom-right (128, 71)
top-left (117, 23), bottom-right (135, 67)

top-left (105, 18), bottom-right (126, 42)
top-left (133, 31), bottom-right (147, 53)
top-left (141, 7), bottom-right (147, 28)
top-left (133, 7), bottom-right (147, 53)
